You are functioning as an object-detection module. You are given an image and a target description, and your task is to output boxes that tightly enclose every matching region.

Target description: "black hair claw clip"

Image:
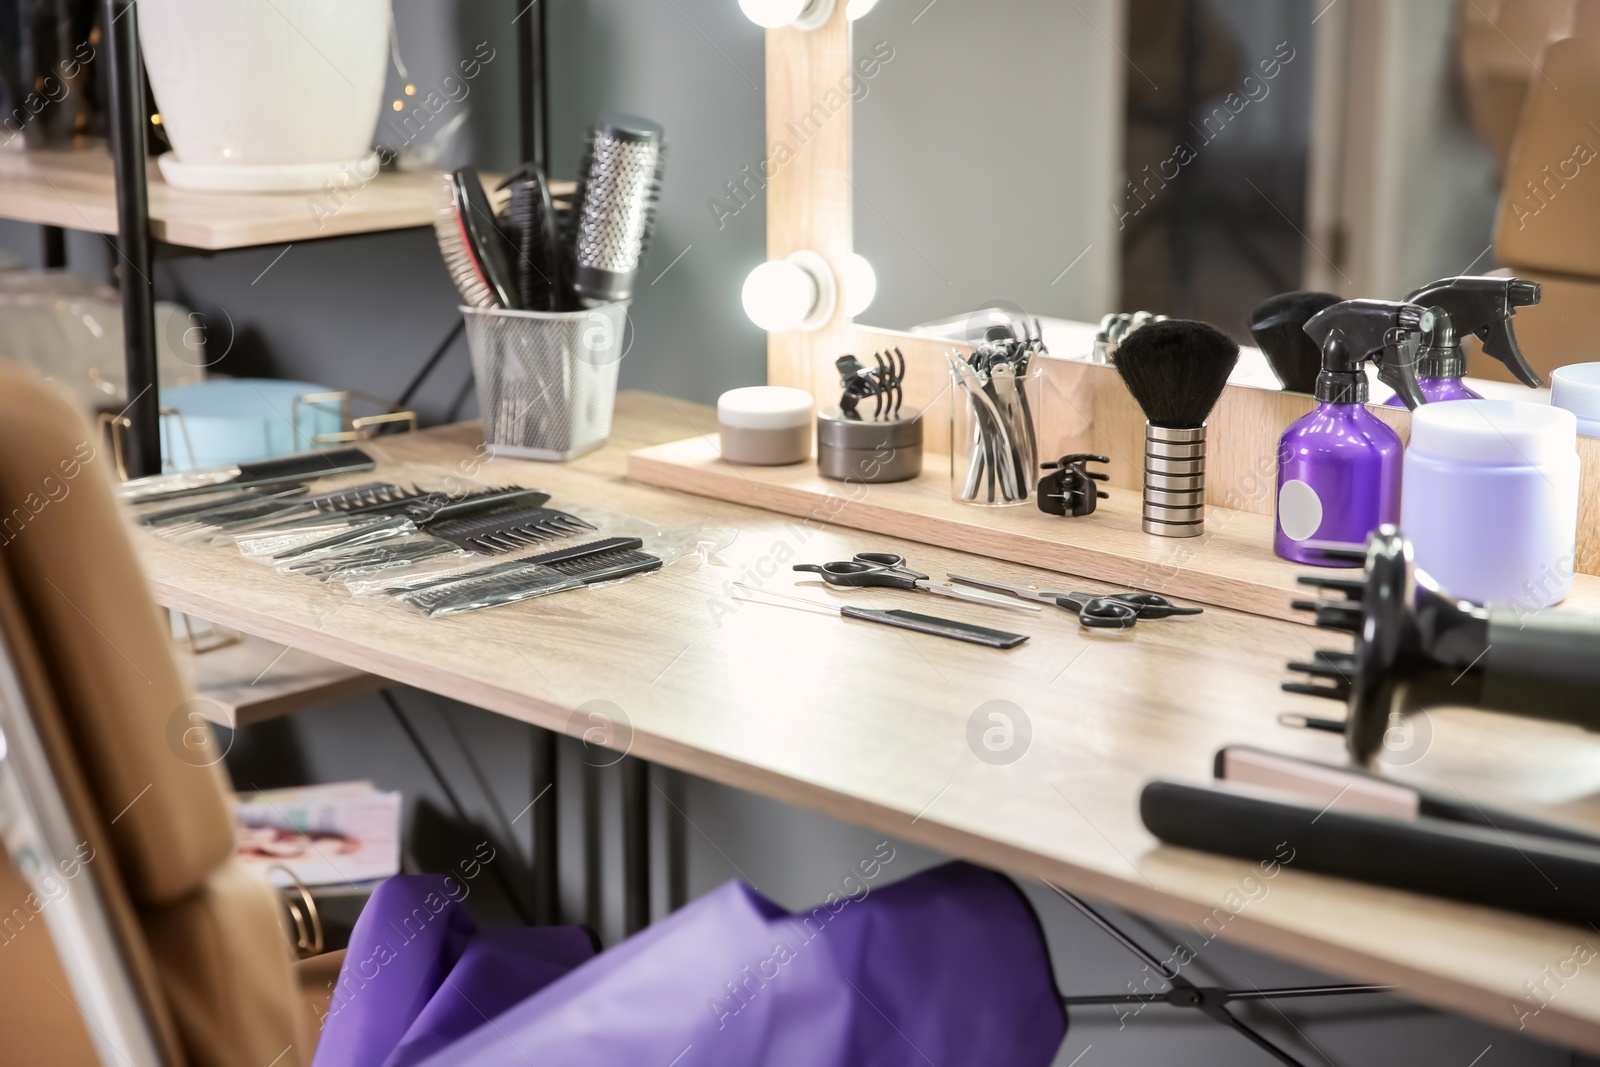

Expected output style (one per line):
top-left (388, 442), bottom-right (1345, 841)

top-left (1037, 454), bottom-right (1109, 517)
top-left (837, 349), bottom-right (906, 420)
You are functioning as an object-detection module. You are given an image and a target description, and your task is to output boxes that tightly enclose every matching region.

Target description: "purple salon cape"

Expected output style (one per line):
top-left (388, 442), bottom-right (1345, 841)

top-left (315, 862), bottom-right (1065, 1067)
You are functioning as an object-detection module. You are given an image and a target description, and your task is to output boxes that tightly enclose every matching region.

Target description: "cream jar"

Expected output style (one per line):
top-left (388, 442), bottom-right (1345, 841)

top-left (717, 386), bottom-right (814, 465)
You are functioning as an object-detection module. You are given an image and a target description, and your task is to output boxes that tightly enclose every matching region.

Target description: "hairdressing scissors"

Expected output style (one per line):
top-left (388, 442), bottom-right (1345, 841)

top-left (1084, 591), bottom-right (1204, 620)
top-left (794, 553), bottom-right (1040, 614)
top-left (944, 574), bottom-right (1200, 629)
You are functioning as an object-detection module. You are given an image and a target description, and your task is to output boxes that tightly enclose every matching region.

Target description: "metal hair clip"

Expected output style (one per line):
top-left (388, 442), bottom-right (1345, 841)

top-left (1037, 454), bottom-right (1110, 517)
top-left (837, 349), bottom-right (906, 420)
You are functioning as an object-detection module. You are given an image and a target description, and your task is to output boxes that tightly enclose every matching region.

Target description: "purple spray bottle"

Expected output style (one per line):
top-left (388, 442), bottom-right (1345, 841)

top-left (1384, 276), bottom-right (1543, 405)
top-left (1273, 299), bottom-right (1433, 566)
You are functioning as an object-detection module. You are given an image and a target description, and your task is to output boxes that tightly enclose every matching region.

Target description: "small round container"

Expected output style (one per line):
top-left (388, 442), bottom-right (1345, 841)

top-left (816, 407), bottom-right (922, 483)
top-left (1400, 400), bottom-right (1579, 607)
top-left (717, 386), bottom-right (813, 465)
top-left (1551, 363), bottom-right (1600, 438)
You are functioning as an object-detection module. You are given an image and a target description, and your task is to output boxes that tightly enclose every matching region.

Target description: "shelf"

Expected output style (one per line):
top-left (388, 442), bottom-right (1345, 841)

top-left (627, 434), bottom-right (1600, 624)
top-left (183, 632), bottom-right (383, 729)
top-left (0, 146), bottom-right (575, 251)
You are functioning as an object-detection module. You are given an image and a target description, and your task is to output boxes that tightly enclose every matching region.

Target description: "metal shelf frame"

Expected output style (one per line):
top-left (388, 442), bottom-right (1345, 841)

top-left (92, 0), bottom-right (554, 477)
top-left (84, 0), bottom-right (579, 937)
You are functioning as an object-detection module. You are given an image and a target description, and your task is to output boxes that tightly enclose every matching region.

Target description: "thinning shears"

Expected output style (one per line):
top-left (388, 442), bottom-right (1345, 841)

top-left (945, 574), bottom-right (1203, 629)
top-left (794, 553), bottom-right (1040, 614)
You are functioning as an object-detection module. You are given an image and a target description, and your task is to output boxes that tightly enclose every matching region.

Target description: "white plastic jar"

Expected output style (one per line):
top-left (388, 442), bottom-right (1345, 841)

top-left (1400, 400), bottom-right (1579, 608)
top-left (1551, 363), bottom-right (1600, 438)
top-left (717, 386), bottom-right (814, 465)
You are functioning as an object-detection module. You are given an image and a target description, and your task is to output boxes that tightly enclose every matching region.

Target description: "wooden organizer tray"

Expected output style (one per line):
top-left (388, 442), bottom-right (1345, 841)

top-left (628, 435), bottom-right (1600, 624)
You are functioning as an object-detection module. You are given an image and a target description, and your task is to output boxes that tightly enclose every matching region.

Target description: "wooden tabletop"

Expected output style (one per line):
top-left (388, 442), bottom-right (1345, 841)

top-left (132, 392), bottom-right (1600, 1052)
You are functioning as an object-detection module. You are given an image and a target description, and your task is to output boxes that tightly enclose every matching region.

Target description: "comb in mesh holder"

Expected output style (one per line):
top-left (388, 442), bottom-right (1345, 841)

top-left (427, 501), bottom-right (597, 554)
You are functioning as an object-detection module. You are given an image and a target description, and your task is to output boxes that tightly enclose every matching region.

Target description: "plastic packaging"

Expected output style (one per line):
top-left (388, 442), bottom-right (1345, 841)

top-left (283, 536), bottom-right (471, 582)
top-left (233, 517), bottom-right (373, 558)
top-left (401, 563), bottom-right (584, 617)
top-left (333, 503), bottom-right (735, 614)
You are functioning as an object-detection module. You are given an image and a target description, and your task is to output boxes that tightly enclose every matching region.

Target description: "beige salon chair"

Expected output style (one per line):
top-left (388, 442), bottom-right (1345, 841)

top-left (1468, 0), bottom-right (1600, 382)
top-left (0, 365), bottom-right (340, 1067)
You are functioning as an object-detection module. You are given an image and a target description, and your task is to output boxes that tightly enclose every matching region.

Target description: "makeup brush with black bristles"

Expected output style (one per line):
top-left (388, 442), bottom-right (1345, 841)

top-left (1248, 291), bottom-right (1341, 394)
top-left (1111, 319), bottom-right (1239, 538)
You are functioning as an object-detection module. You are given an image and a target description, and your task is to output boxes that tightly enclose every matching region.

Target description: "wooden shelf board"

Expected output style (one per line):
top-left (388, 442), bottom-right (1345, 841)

top-left (0, 146), bottom-right (575, 251)
top-left (183, 632), bottom-right (382, 728)
top-left (627, 434), bottom-right (1600, 624)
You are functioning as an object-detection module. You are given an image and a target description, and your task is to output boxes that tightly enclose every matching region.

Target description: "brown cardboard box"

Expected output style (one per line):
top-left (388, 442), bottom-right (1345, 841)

top-left (1479, 19), bottom-right (1600, 382)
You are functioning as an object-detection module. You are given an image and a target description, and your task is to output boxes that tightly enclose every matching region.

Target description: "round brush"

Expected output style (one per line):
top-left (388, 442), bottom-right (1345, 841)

top-left (1248, 291), bottom-right (1341, 394)
top-left (1111, 320), bottom-right (1240, 538)
top-left (571, 112), bottom-right (665, 306)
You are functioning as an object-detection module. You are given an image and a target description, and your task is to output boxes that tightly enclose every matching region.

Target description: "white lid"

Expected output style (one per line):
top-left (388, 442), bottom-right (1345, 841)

top-left (1408, 399), bottom-right (1576, 466)
top-left (1551, 362), bottom-right (1600, 422)
top-left (717, 386), bottom-right (814, 430)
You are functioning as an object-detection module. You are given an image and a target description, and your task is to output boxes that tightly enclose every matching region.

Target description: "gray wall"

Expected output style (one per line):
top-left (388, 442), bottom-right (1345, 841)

top-left (852, 0), bottom-right (1124, 331)
top-left (0, 1), bottom-right (1583, 1062)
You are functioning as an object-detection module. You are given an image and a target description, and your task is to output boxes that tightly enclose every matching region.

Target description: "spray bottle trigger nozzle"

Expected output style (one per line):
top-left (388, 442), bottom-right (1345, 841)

top-left (1478, 321), bottom-right (1544, 388)
top-left (1508, 279), bottom-right (1541, 308)
top-left (1378, 333), bottom-right (1426, 411)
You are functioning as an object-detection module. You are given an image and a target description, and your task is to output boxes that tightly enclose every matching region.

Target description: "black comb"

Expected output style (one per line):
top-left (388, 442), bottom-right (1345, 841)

top-left (429, 504), bottom-right (597, 554)
top-left (545, 547), bottom-right (663, 584)
top-left (379, 538), bottom-right (644, 598)
top-left (310, 482), bottom-right (433, 514)
top-left (233, 447), bottom-right (375, 487)
top-left (400, 542), bottom-right (661, 617)
top-left (140, 485), bottom-right (309, 526)
top-left (160, 482), bottom-right (429, 536)
top-left (409, 487), bottom-right (552, 527)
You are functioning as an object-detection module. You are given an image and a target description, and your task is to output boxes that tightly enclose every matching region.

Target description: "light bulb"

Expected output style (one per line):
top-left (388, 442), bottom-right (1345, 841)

top-left (739, 0), bottom-right (836, 30)
top-left (846, 0), bottom-right (879, 18)
top-left (741, 251), bottom-right (838, 332)
top-left (743, 261), bottom-right (816, 332)
top-left (842, 253), bottom-right (877, 317)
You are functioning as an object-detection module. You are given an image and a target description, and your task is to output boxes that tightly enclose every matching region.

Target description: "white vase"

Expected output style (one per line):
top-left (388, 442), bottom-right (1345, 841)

top-left (137, 0), bottom-right (391, 192)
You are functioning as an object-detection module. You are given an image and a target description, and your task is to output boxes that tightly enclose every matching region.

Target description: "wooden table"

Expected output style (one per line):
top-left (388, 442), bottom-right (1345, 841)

top-left (133, 392), bottom-right (1600, 1053)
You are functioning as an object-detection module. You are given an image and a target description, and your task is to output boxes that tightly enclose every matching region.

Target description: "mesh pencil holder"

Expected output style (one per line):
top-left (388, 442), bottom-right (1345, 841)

top-left (462, 302), bottom-right (628, 461)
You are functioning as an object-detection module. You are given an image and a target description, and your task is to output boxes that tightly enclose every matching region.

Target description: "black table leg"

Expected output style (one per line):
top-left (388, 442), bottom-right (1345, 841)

top-left (621, 756), bottom-right (650, 935)
top-left (41, 225), bottom-right (65, 269)
top-left (531, 726), bottom-right (559, 924)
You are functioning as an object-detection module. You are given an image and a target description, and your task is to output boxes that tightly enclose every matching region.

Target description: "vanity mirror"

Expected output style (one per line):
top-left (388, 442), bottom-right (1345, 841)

top-left (635, 0), bottom-right (1599, 596)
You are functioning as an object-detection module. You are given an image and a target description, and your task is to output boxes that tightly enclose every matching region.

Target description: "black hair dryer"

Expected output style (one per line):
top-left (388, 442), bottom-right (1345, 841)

top-left (1285, 527), bottom-right (1600, 764)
